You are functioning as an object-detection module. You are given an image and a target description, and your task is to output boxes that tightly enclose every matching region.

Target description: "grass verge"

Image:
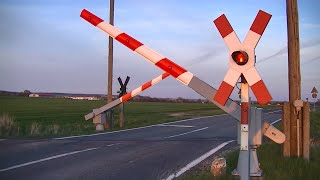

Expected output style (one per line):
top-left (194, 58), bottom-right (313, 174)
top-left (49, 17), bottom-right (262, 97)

top-left (0, 113), bottom-right (19, 136)
top-left (180, 110), bottom-right (320, 179)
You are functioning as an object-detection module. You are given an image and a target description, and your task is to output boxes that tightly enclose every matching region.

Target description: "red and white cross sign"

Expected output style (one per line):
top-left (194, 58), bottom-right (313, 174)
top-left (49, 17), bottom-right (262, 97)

top-left (213, 10), bottom-right (272, 106)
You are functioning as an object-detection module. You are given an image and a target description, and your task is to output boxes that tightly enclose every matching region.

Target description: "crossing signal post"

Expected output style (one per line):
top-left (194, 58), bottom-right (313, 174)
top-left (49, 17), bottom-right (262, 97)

top-left (214, 10), bottom-right (272, 179)
top-left (118, 76), bottom-right (130, 128)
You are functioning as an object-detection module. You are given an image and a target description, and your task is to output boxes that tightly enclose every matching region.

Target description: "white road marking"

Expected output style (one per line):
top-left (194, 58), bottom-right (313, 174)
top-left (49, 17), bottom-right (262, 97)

top-left (156, 124), bottom-right (194, 128)
top-left (271, 118), bottom-right (282, 125)
top-left (266, 110), bottom-right (282, 114)
top-left (164, 127), bottom-right (209, 139)
top-left (164, 114), bottom-right (227, 125)
top-left (54, 114), bottom-right (227, 140)
top-left (0, 139), bottom-right (6, 142)
top-left (164, 140), bottom-right (236, 180)
top-left (0, 143), bottom-right (116, 172)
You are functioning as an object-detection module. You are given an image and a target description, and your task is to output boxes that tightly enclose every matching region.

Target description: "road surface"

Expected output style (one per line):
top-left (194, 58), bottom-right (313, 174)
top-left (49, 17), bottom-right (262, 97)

top-left (0, 109), bottom-right (282, 180)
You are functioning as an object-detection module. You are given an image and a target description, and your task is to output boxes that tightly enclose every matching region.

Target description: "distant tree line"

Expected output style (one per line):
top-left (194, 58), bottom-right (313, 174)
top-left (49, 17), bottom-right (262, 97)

top-left (130, 95), bottom-right (210, 103)
top-left (0, 90), bottom-right (32, 97)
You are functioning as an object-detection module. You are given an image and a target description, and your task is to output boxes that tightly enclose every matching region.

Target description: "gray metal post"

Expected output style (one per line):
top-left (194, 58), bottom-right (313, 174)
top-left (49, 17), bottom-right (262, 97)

top-left (234, 107), bottom-right (263, 178)
top-left (232, 80), bottom-right (250, 180)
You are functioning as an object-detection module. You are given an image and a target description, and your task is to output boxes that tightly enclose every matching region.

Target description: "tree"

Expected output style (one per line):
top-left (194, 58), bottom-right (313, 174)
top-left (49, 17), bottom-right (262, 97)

top-left (23, 90), bottom-right (32, 96)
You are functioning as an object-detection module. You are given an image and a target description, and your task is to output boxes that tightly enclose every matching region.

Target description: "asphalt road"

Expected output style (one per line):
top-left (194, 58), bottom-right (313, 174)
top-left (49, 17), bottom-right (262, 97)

top-left (0, 109), bottom-right (282, 180)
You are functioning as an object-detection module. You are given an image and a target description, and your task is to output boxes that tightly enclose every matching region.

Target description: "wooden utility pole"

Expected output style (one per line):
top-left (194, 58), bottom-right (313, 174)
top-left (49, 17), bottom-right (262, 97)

top-left (283, 0), bottom-right (309, 159)
top-left (287, 0), bottom-right (301, 104)
top-left (287, 0), bottom-right (301, 157)
top-left (119, 103), bottom-right (124, 128)
top-left (106, 0), bottom-right (115, 129)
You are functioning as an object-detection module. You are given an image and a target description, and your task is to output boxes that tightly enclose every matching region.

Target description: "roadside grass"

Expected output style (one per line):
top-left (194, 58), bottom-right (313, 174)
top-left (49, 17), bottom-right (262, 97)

top-left (180, 110), bottom-right (320, 179)
top-left (0, 113), bottom-right (19, 136)
top-left (0, 96), bottom-right (222, 138)
top-left (180, 143), bottom-right (320, 180)
top-left (310, 110), bottom-right (320, 140)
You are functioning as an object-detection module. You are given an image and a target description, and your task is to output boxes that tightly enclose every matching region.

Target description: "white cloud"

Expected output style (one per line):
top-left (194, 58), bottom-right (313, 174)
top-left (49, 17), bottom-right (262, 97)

top-left (302, 23), bottom-right (320, 29)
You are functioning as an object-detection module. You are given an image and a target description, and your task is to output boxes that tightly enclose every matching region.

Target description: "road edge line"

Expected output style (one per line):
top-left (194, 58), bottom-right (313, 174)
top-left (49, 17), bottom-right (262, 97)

top-left (271, 118), bottom-right (282, 125)
top-left (266, 110), bottom-right (282, 114)
top-left (165, 127), bottom-right (208, 139)
top-left (164, 140), bottom-right (236, 180)
top-left (0, 144), bottom-right (118, 172)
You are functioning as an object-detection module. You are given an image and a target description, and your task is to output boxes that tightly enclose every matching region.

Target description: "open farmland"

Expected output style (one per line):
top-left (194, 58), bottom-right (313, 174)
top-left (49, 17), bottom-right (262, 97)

top-left (0, 96), bottom-right (222, 137)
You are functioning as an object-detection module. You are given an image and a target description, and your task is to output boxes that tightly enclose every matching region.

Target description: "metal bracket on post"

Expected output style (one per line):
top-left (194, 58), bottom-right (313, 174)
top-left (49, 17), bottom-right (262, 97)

top-left (294, 99), bottom-right (303, 156)
top-left (250, 107), bottom-right (262, 146)
top-left (249, 107), bottom-right (263, 177)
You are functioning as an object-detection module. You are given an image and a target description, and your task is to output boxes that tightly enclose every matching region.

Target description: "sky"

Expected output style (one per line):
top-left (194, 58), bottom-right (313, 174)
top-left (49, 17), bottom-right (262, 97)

top-left (0, 0), bottom-right (319, 101)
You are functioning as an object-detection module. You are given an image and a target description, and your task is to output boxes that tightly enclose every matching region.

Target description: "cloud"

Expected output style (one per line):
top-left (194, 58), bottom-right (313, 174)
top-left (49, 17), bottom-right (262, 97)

top-left (186, 47), bottom-right (225, 66)
top-left (301, 56), bottom-right (320, 66)
top-left (257, 38), bottom-right (320, 64)
top-left (257, 47), bottom-right (287, 64)
top-left (301, 23), bottom-right (320, 29)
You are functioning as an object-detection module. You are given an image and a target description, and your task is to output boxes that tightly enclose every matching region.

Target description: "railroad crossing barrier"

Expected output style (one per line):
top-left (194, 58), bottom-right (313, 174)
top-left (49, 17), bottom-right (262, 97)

top-left (79, 9), bottom-right (285, 179)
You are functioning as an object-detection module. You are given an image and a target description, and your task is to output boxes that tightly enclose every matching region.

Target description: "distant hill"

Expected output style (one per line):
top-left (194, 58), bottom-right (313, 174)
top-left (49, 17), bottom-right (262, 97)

top-left (0, 90), bottom-right (20, 96)
top-left (36, 92), bottom-right (107, 98)
top-left (0, 90), bottom-right (106, 98)
top-left (0, 90), bottom-right (210, 103)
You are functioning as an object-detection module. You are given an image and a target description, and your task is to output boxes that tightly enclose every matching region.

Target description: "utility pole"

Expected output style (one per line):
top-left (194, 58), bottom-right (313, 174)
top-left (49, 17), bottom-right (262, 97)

top-left (106, 0), bottom-right (115, 129)
top-left (283, 0), bottom-right (310, 159)
top-left (287, 0), bottom-right (301, 106)
top-left (287, 0), bottom-right (301, 157)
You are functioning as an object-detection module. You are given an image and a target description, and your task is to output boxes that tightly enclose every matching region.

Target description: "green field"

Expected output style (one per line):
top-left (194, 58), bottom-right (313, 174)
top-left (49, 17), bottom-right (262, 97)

top-left (0, 96), bottom-right (222, 137)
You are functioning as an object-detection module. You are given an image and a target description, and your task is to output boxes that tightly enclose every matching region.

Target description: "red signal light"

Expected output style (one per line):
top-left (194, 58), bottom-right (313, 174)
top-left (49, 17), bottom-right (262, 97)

top-left (232, 51), bottom-right (248, 65)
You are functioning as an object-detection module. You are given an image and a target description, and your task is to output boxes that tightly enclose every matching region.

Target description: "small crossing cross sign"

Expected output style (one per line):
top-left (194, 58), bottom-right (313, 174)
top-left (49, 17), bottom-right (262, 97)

top-left (118, 76), bottom-right (130, 97)
top-left (311, 87), bottom-right (318, 99)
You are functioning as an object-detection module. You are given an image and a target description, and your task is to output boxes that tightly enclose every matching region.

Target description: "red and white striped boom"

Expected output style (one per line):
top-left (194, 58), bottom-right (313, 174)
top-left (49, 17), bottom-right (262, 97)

top-left (120, 72), bottom-right (170, 103)
top-left (80, 9), bottom-right (193, 84)
top-left (85, 72), bottom-right (170, 120)
top-left (80, 9), bottom-right (242, 121)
